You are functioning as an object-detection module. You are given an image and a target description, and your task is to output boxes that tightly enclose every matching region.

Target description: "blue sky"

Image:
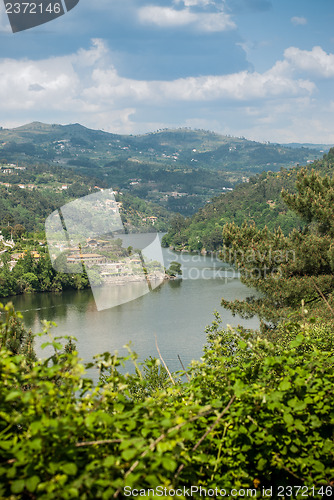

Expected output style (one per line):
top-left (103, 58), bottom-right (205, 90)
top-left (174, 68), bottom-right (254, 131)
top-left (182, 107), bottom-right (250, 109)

top-left (0, 0), bottom-right (334, 142)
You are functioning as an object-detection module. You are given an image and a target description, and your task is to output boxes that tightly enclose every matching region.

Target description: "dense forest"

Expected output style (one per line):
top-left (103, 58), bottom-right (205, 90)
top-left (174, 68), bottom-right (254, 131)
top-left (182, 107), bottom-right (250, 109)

top-left (0, 162), bottom-right (172, 232)
top-left (162, 148), bottom-right (334, 251)
top-left (0, 248), bottom-right (91, 297)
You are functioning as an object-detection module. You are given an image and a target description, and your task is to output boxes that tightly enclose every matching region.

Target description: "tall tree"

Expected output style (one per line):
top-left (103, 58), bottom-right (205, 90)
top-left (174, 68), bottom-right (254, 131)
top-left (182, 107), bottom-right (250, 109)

top-left (220, 168), bottom-right (334, 325)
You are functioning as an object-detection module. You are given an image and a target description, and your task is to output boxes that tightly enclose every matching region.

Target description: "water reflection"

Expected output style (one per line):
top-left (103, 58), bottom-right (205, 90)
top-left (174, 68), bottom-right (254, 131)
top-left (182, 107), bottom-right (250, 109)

top-left (9, 243), bottom-right (260, 374)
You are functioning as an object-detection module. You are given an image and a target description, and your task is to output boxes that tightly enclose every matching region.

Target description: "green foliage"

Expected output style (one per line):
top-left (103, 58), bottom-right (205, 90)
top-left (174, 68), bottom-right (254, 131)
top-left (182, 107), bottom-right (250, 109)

top-left (164, 151), bottom-right (334, 251)
top-left (166, 261), bottom-right (182, 277)
top-left (117, 193), bottom-right (172, 233)
top-left (124, 356), bottom-right (173, 402)
top-left (163, 169), bottom-right (304, 251)
top-left (0, 302), bottom-right (36, 365)
top-left (0, 307), bottom-right (333, 498)
top-left (220, 168), bottom-right (334, 324)
top-left (282, 166), bottom-right (334, 236)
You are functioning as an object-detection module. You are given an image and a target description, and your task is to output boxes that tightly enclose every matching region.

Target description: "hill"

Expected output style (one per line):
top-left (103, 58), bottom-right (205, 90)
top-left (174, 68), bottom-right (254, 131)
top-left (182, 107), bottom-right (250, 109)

top-left (0, 122), bottom-right (323, 216)
top-left (0, 162), bottom-right (171, 233)
top-left (162, 148), bottom-right (334, 252)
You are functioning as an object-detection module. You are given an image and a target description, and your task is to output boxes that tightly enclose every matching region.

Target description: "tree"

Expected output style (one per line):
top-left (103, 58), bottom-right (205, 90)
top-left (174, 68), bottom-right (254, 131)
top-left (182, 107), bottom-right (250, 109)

top-left (0, 255), bottom-right (15, 297)
top-left (166, 261), bottom-right (182, 277)
top-left (13, 224), bottom-right (26, 238)
top-left (0, 302), bottom-right (36, 365)
top-left (220, 169), bottom-right (334, 325)
top-left (161, 214), bottom-right (189, 248)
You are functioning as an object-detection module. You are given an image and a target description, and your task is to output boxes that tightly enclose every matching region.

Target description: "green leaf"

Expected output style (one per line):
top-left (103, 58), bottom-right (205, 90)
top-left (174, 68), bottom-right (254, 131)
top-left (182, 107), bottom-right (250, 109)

top-left (283, 413), bottom-right (294, 426)
top-left (103, 456), bottom-right (115, 468)
top-left (11, 480), bottom-right (25, 494)
top-left (238, 341), bottom-right (248, 349)
top-left (122, 449), bottom-right (137, 461)
top-left (5, 391), bottom-right (21, 402)
top-left (161, 457), bottom-right (177, 472)
top-left (26, 476), bottom-right (40, 493)
top-left (62, 463), bottom-right (78, 476)
top-left (279, 379), bottom-right (291, 391)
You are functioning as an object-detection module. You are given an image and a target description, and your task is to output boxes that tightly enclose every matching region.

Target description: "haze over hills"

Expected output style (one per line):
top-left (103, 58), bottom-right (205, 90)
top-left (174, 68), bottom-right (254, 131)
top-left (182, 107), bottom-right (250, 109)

top-left (0, 122), bottom-right (326, 216)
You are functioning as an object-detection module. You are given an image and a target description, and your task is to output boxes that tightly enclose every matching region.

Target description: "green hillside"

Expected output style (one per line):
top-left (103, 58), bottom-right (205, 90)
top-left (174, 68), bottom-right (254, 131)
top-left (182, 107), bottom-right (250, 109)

top-left (162, 148), bottom-right (334, 252)
top-left (0, 122), bottom-right (324, 216)
top-left (0, 162), bottom-right (171, 233)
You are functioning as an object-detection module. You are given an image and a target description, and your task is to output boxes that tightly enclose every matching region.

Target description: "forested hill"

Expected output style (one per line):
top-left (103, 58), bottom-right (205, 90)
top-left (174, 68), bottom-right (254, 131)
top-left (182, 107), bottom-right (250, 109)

top-left (0, 122), bottom-right (321, 172)
top-left (0, 122), bottom-right (325, 216)
top-left (0, 163), bottom-right (171, 233)
top-left (162, 148), bottom-right (334, 252)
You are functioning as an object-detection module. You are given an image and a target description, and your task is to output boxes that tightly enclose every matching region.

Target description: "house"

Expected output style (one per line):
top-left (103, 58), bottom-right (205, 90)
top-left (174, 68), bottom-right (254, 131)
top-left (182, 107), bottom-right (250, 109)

top-left (67, 253), bottom-right (106, 265)
top-left (11, 252), bottom-right (25, 260)
top-left (11, 251), bottom-right (40, 261)
top-left (130, 258), bottom-right (142, 264)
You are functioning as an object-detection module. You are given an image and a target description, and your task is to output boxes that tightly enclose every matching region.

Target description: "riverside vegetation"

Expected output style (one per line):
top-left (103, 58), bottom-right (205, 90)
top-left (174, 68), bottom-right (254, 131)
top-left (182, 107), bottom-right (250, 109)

top-left (0, 238), bottom-right (182, 298)
top-left (0, 153), bottom-right (334, 497)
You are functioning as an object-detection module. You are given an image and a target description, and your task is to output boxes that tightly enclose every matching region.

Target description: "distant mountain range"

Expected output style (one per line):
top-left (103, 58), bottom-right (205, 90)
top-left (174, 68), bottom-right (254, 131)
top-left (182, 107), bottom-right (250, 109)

top-left (0, 122), bottom-right (328, 216)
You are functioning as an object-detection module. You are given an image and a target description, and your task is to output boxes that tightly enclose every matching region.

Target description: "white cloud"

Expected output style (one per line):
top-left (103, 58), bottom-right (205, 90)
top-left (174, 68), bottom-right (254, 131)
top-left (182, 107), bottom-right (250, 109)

top-left (78, 47), bottom-right (314, 107)
top-left (173, 0), bottom-right (215, 6)
top-left (0, 57), bottom-right (79, 111)
top-left (201, 11), bottom-right (236, 31)
top-left (0, 39), bottom-right (333, 142)
top-left (0, 39), bottom-right (316, 113)
top-left (138, 5), bottom-right (236, 32)
top-left (284, 46), bottom-right (334, 78)
top-left (138, 6), bottom-right (197, 27)
top-left (155, 68), bottom-right (314, 101)
top-left (291, 16), bottom-right (307, 26)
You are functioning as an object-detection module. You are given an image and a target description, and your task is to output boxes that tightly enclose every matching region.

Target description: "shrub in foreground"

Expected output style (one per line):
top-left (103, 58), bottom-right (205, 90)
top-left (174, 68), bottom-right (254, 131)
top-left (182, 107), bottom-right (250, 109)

top-left (0, 306), bottom-right (333, 499)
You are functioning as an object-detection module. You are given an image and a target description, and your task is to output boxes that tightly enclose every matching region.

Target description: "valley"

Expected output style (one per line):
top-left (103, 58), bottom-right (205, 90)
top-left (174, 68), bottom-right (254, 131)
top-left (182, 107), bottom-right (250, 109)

top-left (0, 122), bottom-right (326, 216)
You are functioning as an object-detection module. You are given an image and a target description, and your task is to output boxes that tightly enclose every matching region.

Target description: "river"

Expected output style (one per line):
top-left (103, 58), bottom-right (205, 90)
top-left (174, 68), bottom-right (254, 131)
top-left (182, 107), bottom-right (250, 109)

top-left (9, 235), bottom-right (260, 375)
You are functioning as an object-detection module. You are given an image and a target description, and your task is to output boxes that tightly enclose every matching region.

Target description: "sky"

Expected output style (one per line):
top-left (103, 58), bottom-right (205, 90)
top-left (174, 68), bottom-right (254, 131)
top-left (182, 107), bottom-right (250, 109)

top-left (0, 0), bottom-right (334, 143)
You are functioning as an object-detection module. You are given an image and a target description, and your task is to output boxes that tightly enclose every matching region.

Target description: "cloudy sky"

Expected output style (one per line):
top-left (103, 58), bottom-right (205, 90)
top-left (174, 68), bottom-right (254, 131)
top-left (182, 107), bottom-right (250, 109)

top-left (0, 0), bottom-right (334, 143)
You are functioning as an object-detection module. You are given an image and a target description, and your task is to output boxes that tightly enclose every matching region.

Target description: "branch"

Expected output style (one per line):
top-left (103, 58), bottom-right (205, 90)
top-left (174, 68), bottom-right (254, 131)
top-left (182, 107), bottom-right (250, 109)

top-left (75, 439), bottom-right (122, 448)
top-left (311, 277), bottom-right (334, 315)
top-left (113, 407), bottom-right (213, 498)
top-left (155, 334), bottom-right (175, 385)
top-left (178, 354), bottom-right (190, 381)
top-left (174, 394), bottom-right (236, 479)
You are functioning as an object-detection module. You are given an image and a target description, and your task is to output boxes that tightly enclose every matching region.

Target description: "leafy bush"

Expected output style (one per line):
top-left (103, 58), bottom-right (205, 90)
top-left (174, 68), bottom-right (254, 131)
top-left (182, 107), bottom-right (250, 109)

top-left (0, 306), bottom-right (333, 499)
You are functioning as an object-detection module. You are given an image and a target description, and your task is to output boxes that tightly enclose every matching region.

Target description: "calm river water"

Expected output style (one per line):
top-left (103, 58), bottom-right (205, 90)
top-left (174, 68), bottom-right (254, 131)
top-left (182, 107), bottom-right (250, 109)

top-left (9, 235), bottom-right (259, 374)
